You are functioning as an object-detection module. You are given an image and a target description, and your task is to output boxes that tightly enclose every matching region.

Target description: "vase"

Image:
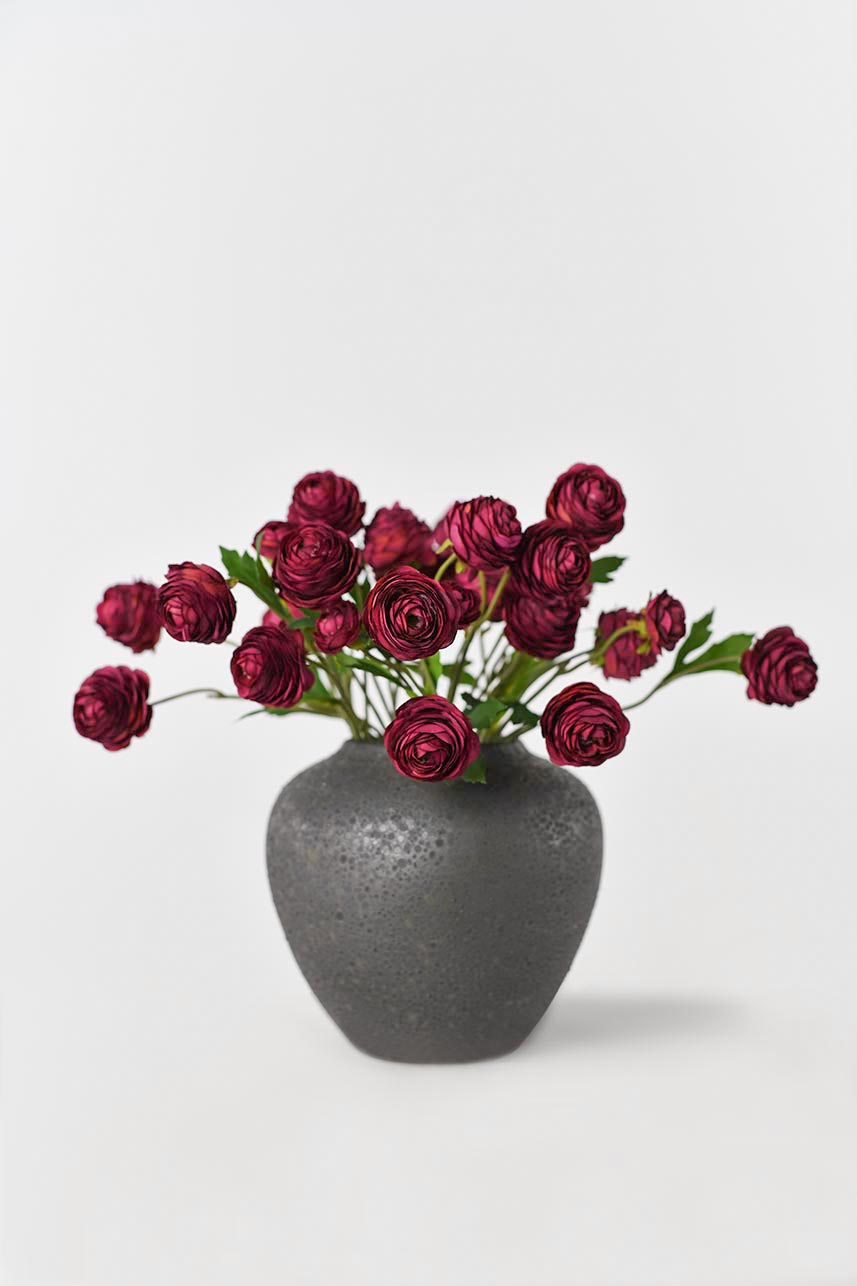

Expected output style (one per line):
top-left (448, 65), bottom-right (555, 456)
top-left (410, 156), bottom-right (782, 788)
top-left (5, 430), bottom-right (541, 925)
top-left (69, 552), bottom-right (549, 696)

top-left (266, 740), bottom-right (602, 1063)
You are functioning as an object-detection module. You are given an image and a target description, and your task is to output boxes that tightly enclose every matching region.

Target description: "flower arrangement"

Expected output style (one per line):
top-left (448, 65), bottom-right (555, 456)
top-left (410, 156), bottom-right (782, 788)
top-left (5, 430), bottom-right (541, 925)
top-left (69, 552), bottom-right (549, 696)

top-left (73, 465), bottom-right (818, 780)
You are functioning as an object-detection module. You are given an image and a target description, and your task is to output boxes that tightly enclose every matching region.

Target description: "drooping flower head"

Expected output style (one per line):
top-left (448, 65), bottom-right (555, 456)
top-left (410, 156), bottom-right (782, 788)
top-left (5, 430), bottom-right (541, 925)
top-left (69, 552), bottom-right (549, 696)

top-left (96, 581), bottom-right (161, 653)
top-left (741, 627), bottom-right (818, 707)
top-left (596, 608), bottom-right (656, 681)
top-left (644, 591), bottom-right (686, 655)
top-left (73, 666), bottom-right (153, 751)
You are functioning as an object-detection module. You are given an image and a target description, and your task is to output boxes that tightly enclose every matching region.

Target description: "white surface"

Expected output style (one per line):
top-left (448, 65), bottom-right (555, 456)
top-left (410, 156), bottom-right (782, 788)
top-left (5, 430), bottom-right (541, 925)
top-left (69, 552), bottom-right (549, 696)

top-left (1, 3), bottom-right (856, 1283)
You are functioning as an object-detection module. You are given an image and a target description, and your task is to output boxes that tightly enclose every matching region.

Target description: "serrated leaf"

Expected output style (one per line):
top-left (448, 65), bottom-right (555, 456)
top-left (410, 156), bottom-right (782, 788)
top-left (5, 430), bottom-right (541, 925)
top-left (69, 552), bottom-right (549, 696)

top-left (507, 700), bottom-right (540, 729)
top-left (465, 697), bottom-right (507, 729)
top-left (219, 545), bottom-right (284, 614)
top-left (589, 555), bottom-right (626, 584)
top-left (675, 633), bottom-right (753, 676)
top-left (461, 757), bottom-right (487, 784)
top-left (672, 610), bottom-right (715, 670)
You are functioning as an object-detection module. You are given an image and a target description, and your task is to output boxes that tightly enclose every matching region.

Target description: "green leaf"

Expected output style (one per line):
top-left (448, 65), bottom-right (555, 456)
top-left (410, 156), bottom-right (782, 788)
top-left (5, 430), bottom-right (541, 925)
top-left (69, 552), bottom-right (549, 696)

top-left (464, 697), bottom-right (507, 729)
top-left (305, 671), bottom-right (337, 702)
top-left (339, 655), bottom-right (419, 690)
top-left (461, 756), bottom-right (487, 784)
top-left (674, 633), bottom-right (753, 677)
top-left (589, 555), bottom-right (626, 584)
top-left (507, 701), bottom-right (540, 729)
top-left (287, 612), bottom-right (321, 630)
top-left (426, 652), bottom-right (443, 684)
top-left (350, 578), bottom-right (371, 611)
top-left (441, 663), bottom-right (478, 686)
top-left (219, 546), bottom-right (284, 615)
top-left (672, 609), bottom-right (715, 670)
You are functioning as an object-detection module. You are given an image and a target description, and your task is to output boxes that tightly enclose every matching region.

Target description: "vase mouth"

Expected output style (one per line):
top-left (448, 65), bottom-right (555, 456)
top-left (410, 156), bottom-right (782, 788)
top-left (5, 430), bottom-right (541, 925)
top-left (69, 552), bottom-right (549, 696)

top-left (337, 738), bottom-right (531, 760)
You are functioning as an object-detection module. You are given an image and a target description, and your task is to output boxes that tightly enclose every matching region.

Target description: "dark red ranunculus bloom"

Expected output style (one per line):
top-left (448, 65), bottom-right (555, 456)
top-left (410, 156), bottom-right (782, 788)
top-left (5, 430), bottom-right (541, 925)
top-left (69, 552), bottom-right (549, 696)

top-left (510, 520), bottom-right (592, 600)
top-left (546, 463), bottom-right (626, 551)
top-left (314, 599), bottom-right (361, 653)
top-left (442, 576), bottom-right (482, 628)
top-left (383, 695), bottom-right (480, 782)
top-left (159, 562), bottom-right (237, 644)
top-left (504, 590), bottom-right (580, 659)
top-left (741, 627), bottom-right (818, 707)
top-left (364, 566), bottom-right (458, 660)
top-left (273, 521), bottom-right (361, 609)
top-left (287, 470), bottom-right (365, 536)
top-left (254, 520), bottom-right (295, 561)
top-left (447, 496), bottom-right (522, 571)
top-left (540, 681), bottom-right (630, 767)
top-left (230, 625), bottom-right (314, 708)
top-left (96, 581), bottom-right (161, 653)
top-left (644, 591), bottom-right (686, 655)
top-left (596, 608), bottom-right (655, 681)
top-left (363, 503), bottom-right (436, 574)
top-left (261, 607), bottom-right (290, 629)
top-left (73, 666), bottom-right (153, 751)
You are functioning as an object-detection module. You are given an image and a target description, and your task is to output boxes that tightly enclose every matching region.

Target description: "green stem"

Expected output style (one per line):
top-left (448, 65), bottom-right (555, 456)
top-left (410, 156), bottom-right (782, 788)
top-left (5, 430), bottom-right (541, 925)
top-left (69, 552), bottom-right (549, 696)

top-left (433, 552), bottom-right (457, 582)
top-left (421, 660), bottom-right (437, 694)
top-left (622, 655), bottom-right (745, 711)
top-left (448, 569), bottom-right (510, 702)
top-left (150, 688), bottom-right (241, 707)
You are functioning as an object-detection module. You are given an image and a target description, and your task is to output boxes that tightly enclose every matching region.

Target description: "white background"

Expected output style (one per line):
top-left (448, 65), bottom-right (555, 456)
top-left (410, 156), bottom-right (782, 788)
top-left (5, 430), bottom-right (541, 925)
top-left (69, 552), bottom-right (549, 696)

top-left (1, 2), bottom-right (855, 1283)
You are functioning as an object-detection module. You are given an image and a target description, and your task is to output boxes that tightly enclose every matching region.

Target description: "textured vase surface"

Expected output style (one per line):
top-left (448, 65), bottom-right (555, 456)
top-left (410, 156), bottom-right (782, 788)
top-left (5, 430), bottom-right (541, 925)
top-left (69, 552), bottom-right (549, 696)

top-left (267, 740), bottom-right (603, 1063)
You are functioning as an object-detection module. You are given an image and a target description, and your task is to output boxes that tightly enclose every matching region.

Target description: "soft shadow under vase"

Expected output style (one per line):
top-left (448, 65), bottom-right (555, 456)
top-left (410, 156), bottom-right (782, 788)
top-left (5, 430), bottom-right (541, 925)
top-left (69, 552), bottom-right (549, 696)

top-left (266, 741), bottom-right (602, 1063)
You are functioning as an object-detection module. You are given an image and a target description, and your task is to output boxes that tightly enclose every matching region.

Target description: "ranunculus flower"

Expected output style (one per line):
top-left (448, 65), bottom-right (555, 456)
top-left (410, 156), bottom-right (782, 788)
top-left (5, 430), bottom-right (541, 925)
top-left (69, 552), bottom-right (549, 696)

top-left (644, 591), bottom-right (686, 655)
top-left (273, 521), bottom-right (361, 609)
top-left (254, 520), bottom-right (295, 561)
top-left (287, 470), bottom-right (365, 536)
top-left (314, 599), bottom-right (361, 653)
top-left (741, 627), bottom-right (818, 707)
top-left (447, 496), bottom-right (522, 571)
top-left (363, 503), bottom-right (436, 574)
top-left (364, 566), bottom-right (458, 660)
top-left (383, 695), bottom-right (480, 782)
top-left (540, 681), bottom-right (630, 767)
top-left (596, 608), bottom-right (655, 680)
top-left (96, 581), bottom-right (161, 653)
top-left (159, 562), bottom-right (237, 644)
top-left (510, 520), bottom-right (591, 600)
top-left (230, 625), bottom-right (314, 707)
top-left (504, 590), bottom-right (580, 659)
top-left (73, 666), bottom-right (153, 751)
top-left (546, 463), bottom-right (626, 550)
top-left (261, 607), bottom-right (291, 629)
top-left (442, 576), bottom-right (482, 628)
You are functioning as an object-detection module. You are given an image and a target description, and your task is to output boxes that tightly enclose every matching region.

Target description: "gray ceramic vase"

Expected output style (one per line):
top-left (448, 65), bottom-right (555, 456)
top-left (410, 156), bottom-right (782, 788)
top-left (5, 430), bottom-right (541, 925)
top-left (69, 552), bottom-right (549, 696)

top-left (267, 740), bottom-right (602, 1063)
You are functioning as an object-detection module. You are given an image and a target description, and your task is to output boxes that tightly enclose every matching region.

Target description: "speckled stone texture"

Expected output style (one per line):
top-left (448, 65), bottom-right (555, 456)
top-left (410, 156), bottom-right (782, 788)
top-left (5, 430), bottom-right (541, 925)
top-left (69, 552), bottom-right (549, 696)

top-left (266, 740), bottom-right (602, 1063)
